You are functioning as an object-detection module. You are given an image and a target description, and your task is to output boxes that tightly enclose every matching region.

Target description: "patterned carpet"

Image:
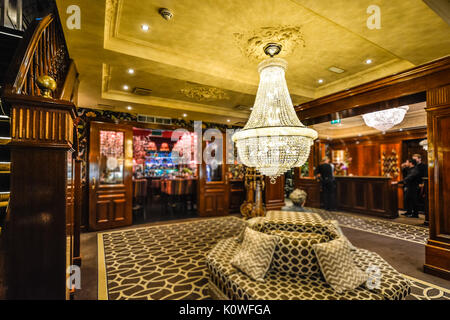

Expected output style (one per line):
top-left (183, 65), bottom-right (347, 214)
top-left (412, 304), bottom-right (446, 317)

top-left (98, 215), bottom-right (450, 300)
top-left (304, 207), bottom-right (429, 244)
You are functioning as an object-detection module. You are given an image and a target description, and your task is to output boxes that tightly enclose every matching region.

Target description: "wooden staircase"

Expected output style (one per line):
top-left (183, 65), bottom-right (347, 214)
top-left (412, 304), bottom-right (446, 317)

top-left (0, 0), bottom-right (81, 299)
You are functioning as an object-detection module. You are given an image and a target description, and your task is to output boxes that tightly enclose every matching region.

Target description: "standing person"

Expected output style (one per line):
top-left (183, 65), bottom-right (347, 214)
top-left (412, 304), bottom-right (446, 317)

top-left (400, 161), bottom-right (410, 211)
top-left (412, 154), bottom-right (427, 180)
top-left (393, 159), bottom-right (421, 218)
top-left (412, 153), bottom-right (427, 214)
top-left (315, 157), bottom-right (336, 211)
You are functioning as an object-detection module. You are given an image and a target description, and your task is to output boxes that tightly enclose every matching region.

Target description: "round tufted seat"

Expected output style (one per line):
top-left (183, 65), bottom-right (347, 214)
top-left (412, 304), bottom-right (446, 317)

top-left (206, 211), bottom-right (411, 300)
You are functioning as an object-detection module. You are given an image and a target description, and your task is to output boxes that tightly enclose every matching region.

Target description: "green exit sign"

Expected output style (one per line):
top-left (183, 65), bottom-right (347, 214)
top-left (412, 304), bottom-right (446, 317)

top-left (331, 119), bottom-right (341, 125)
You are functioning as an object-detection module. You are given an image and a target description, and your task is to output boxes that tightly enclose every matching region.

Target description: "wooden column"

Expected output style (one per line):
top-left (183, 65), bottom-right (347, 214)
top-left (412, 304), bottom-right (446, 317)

top-left (424, 85), bottom-right (450, 280)
top-left (73, 157), bottom-right (82, 266)
top-left (3, 94), bottom-right (76, 299)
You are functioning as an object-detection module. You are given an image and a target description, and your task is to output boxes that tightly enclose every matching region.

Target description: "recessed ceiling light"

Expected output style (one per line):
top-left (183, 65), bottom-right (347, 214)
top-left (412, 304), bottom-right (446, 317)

top-left (127, 68), bottom-right (135, 74)
top-left (227, 119), bottom-right (231, 123)
top-left (123, 85), bottom-right (129, 90)
top-left (183, 113), bottom-right (187, 117)
top-left (127, 106), bottom-right (132, 110)
top-left (141, 24), bottom-right (149, 32)
top-left (328, 66), bottom-right (345, 74)
top-left (318, 79), bottom-right (324, 84)
top-left (365, 59), bottom-right (373, 64)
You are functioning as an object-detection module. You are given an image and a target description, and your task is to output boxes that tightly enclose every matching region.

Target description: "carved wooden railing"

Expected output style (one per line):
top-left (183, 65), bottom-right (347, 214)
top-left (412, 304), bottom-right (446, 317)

top-left (4, 8), bottom-right (77, 101)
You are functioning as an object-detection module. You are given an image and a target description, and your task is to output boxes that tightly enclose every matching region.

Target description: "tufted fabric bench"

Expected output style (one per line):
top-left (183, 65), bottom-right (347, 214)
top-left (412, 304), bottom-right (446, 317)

top-left (206, 211), bottom-right (411, 300)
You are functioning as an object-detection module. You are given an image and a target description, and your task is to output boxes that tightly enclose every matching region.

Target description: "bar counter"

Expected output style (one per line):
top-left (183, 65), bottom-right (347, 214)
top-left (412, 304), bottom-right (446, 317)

top-left (296, 176), bottom-right (398, 218)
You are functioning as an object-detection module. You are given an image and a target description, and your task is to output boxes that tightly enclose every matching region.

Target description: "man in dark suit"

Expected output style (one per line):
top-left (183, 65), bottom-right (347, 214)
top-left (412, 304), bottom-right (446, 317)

top-left (412, 153), bottom-right (427, 213)
top-left (315, 157), bottom-right (336, 211)
top-left (413, 154), bottom-right (427, 181)
top-left (400, 161), bottom-right (410, 211)
top-left (393, 159), bottom-right (421, 218)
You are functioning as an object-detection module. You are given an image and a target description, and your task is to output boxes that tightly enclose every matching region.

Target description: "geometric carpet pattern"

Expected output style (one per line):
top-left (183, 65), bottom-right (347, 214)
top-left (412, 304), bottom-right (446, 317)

top-left (98, 215), bottom-right (450, 300)
top-left (98, 217), bottom-right (244, 300)
top-left (305, 207), bottom-right (429, 245)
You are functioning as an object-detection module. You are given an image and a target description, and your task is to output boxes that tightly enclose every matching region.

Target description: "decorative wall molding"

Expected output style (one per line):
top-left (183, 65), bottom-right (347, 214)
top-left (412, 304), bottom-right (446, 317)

top-left (234, 25), bottom-right (305, 61)
top-left (180, 86), bottom-right (230, 101)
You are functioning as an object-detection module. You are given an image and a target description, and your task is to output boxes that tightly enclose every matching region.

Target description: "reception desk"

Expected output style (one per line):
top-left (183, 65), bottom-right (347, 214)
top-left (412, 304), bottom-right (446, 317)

top-left (335, 176), bottom-right (398, 218)
top-left (296, 176), bottom-right (398, 218)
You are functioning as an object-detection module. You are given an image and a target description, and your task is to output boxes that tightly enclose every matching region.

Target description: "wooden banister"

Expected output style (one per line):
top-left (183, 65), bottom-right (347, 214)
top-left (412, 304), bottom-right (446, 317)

top-left (4, 7), bottom-right (75, 101)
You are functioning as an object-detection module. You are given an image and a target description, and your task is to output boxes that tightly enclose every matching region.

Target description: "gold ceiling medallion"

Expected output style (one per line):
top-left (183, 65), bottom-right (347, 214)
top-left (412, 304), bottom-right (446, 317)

top-left (180, 86), bottom-right (230, 101)
top-left (234, 25), bottom-right (305, 61)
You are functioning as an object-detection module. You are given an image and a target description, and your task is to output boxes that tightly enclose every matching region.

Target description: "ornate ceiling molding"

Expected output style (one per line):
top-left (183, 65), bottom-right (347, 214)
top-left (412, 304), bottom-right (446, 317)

top-left (100, 64), bottom-right (247, 119)
top-left (180, 86), bottom-right (230, 101)
top-left (233, 25), bottom-right (305, 61)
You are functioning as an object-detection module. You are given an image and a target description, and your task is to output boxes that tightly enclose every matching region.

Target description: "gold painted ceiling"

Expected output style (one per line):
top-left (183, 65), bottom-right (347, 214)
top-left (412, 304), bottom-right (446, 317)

top-left (57, 0), bottom-right (450, 126)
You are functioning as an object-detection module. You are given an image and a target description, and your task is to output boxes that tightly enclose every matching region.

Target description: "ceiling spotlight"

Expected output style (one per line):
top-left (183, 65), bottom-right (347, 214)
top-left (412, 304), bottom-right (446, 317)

top-left (183, 113), bottom-right (187, 117)
top-left (127, 106), bottom-right (132, 110)
top-left (141, 24), bottom-right (149, 32)
top-left (227, 119), bottom-right (231, 123)
top-left (159, 8), bottom-right (173, 20)
top-left (365, 59), bottom-right (373, 64)
top-left (318, 79), bottom-right (324, 84)
top-left (123, 85), bottom-right (129, 90)
top-left (127, 68), bottom-right (135, 74)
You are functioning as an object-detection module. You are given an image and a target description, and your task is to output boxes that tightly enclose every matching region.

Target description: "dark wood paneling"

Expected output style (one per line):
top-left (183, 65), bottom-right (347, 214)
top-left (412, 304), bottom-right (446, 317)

top-left (425, 85), bottom-right (450, 279)
top-left (229, 180), bottom-right (245, 213)
top-left (362, 145), bottom-right (380, 176)
top-left (6, 147), bottom-right (68, 299)
top-left (295, 178), bottom-right (320, 208)
top-left (335, 176), bottom-right (398, 218)
top-left (265, 176), bottom-right (285, 211)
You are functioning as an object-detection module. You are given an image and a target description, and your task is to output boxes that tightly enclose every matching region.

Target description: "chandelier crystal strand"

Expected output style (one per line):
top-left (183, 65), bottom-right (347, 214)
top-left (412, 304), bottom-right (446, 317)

top-left (233, 56), bottom-right (318, 183)
top-left (362, 106), bottom-right (409, 131)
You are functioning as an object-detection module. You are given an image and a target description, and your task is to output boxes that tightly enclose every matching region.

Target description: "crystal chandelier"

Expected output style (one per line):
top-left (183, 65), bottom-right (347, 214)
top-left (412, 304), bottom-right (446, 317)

top-left (362, 106), bottom-right (409, 132)
top-left (232, 44), bottom-right (318, 183)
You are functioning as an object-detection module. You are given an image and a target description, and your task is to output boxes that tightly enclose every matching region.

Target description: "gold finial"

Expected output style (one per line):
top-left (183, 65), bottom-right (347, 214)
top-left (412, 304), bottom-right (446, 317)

top-left (36, 75), bottom-right (57, 98)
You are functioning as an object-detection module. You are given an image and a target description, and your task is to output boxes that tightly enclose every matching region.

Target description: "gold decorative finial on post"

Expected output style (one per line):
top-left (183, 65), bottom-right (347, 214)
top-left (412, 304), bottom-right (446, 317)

top-left (36, 75), bottom-right (57, 98)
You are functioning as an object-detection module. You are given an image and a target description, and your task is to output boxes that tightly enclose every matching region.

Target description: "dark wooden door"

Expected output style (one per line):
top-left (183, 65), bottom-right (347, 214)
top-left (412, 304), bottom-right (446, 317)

top-left (198, 133), bottom-right (230, 216)
top-left (89, 122), bottom-right (133, 231)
